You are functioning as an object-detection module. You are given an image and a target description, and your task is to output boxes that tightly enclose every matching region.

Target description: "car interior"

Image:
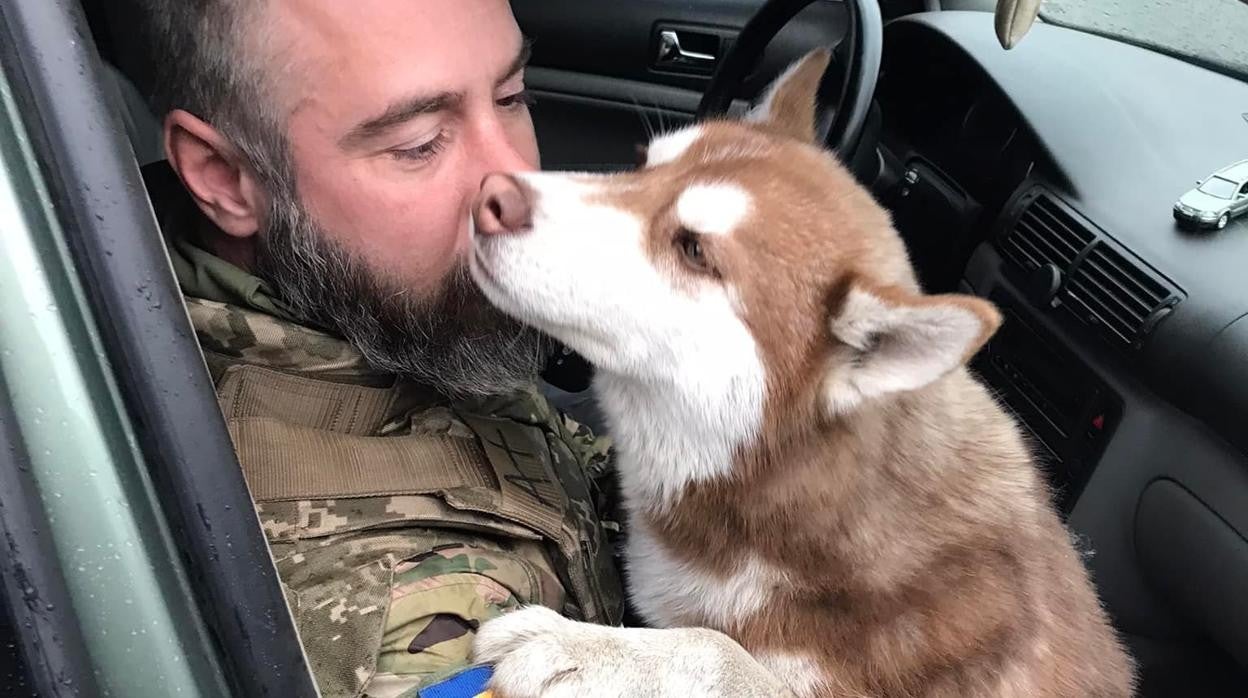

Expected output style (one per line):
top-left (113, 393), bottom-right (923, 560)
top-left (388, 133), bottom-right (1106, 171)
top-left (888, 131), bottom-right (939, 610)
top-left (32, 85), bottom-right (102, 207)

top-left (2, 0), bottom-right (1246, 695)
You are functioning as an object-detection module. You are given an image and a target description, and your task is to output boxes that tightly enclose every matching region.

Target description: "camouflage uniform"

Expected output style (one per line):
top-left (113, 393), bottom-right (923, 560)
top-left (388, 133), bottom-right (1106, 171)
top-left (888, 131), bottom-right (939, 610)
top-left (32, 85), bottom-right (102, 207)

top-left (149, 164), bottom-right (624, 697)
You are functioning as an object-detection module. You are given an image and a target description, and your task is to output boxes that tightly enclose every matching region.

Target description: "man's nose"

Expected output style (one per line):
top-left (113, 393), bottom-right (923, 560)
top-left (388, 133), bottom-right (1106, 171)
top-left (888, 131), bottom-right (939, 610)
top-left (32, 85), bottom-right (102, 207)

top-left (471, 110), bottom-right (538, 180)
top-left (474, 173), bottom-right (533, 236)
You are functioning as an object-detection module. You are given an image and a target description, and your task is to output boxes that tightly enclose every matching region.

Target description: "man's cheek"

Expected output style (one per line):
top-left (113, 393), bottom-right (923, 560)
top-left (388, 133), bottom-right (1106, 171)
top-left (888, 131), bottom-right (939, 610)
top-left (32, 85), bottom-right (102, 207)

top-left (374, 205), bottom-right (467, 284)
top-left (298, 155), bottom-right (469, 287)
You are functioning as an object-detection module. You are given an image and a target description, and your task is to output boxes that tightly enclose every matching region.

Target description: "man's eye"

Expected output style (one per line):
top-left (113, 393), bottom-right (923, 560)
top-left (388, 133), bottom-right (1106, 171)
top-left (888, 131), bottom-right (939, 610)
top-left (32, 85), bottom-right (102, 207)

top-left (497, 89), bottom-right (535, 110)
top-left (390, 133), bottom-right (448, 163)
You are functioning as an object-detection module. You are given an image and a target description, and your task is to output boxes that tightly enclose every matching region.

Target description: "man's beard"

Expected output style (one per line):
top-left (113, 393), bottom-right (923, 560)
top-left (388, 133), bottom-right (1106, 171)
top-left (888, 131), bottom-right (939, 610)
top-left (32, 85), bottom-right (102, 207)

top-left (253, 190), bottom-right (548, 398)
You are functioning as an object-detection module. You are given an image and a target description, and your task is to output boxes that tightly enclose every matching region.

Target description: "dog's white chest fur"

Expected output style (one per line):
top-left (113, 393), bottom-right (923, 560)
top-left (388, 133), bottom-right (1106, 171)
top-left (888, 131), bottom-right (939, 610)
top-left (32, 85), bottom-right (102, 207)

top-left (593, 366), bottom-right (779, 630)
top-left (624, 517), bottom-right (787, 630)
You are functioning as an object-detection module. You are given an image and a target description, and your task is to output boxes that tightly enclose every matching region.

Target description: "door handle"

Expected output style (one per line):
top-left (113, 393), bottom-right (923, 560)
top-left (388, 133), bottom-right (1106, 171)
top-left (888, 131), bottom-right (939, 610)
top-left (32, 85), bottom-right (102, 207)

top-left (655, 29), bottom-right (717, 70)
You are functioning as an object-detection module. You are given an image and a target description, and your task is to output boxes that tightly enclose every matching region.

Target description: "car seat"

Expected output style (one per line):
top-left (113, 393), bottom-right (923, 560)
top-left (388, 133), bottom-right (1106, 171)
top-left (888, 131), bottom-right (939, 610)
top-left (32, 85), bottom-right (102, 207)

top-left (80, 0), bottom-right (164, 165)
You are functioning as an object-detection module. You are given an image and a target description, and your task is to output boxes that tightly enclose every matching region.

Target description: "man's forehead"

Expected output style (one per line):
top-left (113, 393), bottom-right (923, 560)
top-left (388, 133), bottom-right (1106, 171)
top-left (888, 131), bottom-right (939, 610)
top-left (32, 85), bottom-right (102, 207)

top-left (271, 0), bottom-right (522, 89)
top-left (267, 0), bottom-right (524, 133)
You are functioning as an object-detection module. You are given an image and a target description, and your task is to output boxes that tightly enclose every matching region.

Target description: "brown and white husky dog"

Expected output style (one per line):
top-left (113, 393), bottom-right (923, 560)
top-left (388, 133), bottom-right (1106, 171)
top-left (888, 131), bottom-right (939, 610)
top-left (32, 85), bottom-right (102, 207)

top-left (468, 49), bottom-right (1135, 698)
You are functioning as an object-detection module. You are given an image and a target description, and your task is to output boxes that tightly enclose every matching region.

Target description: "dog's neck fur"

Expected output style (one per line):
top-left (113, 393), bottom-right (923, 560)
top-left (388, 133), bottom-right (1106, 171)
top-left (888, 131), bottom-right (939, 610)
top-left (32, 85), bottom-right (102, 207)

top-left (595, 357), bottom-right (955, 512)
top-left (593, 364), bottom-right (766, 514)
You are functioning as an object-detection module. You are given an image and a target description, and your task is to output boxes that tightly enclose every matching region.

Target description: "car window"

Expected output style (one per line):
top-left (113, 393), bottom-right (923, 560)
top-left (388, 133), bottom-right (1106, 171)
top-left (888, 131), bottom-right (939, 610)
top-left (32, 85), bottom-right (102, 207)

top-left (1240, 182), bottom-right (1248, 196)
top-left (1198, 176), bottom-right (1238, 199)
top-left (1041, 0), bottom-right (1248, 81)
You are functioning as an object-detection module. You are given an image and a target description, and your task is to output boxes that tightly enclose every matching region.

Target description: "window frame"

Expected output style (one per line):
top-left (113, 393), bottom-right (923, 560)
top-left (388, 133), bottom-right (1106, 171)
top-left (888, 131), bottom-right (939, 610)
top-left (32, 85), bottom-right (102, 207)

top-left (0, 1), bottom-right (317, 695)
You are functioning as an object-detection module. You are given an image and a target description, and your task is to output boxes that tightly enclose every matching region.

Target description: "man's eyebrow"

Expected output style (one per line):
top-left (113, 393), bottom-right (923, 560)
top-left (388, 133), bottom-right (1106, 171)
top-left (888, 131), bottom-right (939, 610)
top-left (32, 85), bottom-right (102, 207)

top-left (340, 38), bottom-right (533, 150)
top-left (497, 37), bottom-right (533, 87)
top-left (341, 92), bottom-right (460, 149)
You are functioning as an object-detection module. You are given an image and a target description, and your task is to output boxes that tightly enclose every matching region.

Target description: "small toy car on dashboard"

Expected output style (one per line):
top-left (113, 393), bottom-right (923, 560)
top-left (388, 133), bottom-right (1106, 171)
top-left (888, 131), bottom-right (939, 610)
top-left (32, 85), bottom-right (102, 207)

top-left (1173, 159), bottom-right (1248, 230)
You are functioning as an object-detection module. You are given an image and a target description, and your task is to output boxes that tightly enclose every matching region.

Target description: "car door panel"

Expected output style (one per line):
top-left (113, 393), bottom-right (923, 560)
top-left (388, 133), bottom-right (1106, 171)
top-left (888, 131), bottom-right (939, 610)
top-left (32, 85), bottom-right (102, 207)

top-left (513, 0), bottom-right (850, 171)
top-left (527, 67), bottom-right (697, 171)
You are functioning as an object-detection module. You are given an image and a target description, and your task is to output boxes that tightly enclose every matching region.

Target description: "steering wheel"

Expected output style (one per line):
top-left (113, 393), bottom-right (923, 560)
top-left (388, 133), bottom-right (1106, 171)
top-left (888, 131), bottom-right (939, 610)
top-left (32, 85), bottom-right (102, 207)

top-left (696, 0), bottom-right (883, 172)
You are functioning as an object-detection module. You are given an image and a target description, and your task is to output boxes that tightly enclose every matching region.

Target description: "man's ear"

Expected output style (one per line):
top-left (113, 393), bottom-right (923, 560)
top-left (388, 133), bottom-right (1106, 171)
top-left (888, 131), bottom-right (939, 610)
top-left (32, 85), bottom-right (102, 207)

top-left (164, 109), bottom-right (266, 239)
top-left (744, 47), bottom-right (831, 143)
top-left (823, 281), bottom-right (1002, 415)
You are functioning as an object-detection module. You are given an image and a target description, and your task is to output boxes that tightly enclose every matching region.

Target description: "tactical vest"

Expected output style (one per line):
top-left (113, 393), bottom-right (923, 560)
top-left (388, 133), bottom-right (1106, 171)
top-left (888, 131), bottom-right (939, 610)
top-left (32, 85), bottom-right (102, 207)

top-left (190, 299), bottom-right (623, 696)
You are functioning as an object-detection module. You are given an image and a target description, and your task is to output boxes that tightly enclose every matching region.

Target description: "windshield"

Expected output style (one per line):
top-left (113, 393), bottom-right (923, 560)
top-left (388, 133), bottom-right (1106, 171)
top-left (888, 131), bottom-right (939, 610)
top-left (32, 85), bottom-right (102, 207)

top-left (1040, 0), bottom-right (1248, 80)
top-left (1198, 176), bottom-right (1238, 199)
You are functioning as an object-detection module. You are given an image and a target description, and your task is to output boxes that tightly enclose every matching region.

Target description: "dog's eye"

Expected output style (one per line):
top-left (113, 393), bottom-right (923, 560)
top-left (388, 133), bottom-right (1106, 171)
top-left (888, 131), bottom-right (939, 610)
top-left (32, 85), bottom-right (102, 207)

top-left (676, 229), bottom-right (713, 274)
top-left (683, 236), bottom-right (704, 262)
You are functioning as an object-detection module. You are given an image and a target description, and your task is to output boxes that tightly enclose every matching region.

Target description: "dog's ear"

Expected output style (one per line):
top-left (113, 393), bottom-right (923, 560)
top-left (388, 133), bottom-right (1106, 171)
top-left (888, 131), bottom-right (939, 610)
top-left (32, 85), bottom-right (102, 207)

top-left (744, 48), bottom-right (831, 143)
top-left (822, 280), bottom-right (1002, 415)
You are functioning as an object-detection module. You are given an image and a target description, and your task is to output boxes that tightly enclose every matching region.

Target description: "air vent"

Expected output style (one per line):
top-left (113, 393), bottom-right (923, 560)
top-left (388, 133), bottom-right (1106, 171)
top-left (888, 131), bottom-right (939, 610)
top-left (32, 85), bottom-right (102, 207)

top-left (1000, 195), bottom-right (1095, 272)
top-left (996, 189), bottom-right (1183, 351)
top-left (1063, 242), bottom-right (1178, 349)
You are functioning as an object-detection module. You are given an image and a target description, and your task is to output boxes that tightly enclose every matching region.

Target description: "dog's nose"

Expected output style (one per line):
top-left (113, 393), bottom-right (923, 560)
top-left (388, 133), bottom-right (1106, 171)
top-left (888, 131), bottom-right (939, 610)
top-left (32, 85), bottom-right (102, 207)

top-left (475, 173), bottom-right (533, 236)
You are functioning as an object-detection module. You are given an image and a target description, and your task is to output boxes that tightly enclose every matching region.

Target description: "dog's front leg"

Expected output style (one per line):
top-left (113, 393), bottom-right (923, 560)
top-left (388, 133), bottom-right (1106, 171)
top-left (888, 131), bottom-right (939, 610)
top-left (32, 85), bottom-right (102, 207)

top-left (471, 605), bottom-right (797, 697)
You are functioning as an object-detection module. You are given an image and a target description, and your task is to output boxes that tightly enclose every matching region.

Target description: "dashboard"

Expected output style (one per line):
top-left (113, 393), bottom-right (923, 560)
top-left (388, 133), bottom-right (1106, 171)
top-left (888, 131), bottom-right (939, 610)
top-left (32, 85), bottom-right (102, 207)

top-left (872, 12), bottom-right (1248, 692)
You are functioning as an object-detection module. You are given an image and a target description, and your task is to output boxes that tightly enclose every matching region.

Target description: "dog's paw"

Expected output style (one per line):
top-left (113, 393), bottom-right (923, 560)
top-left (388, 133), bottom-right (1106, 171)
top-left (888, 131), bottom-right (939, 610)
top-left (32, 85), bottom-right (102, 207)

top-left (472, 606), bottom-right (589, 697)
top-left (471, 606), bottom-right (797, 697)
top-left (472, 605), bottom-right (573, 664)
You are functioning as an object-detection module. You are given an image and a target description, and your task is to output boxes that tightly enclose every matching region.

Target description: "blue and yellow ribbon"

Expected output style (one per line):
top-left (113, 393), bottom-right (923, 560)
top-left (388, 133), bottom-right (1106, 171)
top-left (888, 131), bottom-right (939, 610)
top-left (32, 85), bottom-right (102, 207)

top-left (418, 665), bottom-right (494, 698)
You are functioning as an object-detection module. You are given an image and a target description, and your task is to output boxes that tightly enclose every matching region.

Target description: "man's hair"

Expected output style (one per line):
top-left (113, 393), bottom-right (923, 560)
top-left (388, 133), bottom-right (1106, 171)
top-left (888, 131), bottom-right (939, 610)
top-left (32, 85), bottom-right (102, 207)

top-left (140, 0), bottom-right (292, 189)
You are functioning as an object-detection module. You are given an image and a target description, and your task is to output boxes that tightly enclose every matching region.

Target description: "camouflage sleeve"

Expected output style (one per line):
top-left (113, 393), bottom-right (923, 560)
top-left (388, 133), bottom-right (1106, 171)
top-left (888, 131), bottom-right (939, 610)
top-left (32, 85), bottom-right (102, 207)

top-left (557, 411), bottom-right (624, 542)
top-left (369, 541), bottom-right (567, 696)
top-left (261, 503), bottom-right (568, 698)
